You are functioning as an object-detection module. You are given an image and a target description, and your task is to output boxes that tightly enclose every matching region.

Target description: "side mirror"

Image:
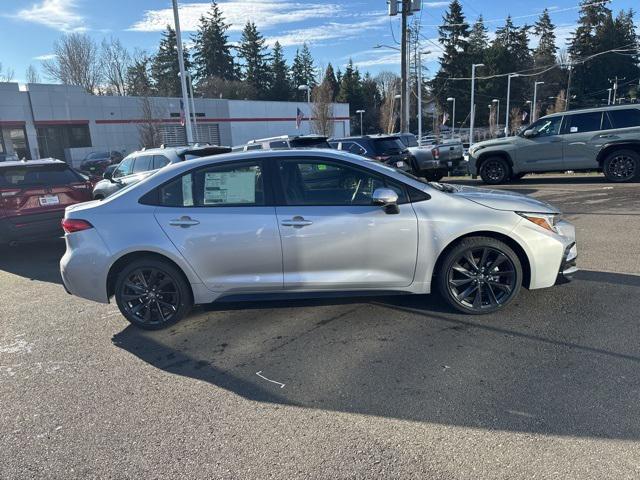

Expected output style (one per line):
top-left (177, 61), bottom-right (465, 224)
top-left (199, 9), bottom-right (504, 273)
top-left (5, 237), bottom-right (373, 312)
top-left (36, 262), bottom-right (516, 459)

top-left (372, 188), bottom-right (400, 214)
top-left (523, 129), bottom-right (535, 138)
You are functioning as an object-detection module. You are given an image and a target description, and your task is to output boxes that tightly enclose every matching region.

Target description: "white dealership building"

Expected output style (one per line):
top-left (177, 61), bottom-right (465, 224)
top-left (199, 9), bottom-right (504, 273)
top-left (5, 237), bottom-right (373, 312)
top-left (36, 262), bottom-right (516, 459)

top-left (0, 82), bottom-right (350, 166)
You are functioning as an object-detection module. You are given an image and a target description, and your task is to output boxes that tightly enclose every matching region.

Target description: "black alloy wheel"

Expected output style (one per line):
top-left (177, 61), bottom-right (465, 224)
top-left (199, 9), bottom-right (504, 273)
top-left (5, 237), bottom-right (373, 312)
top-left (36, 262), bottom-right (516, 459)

top-left (438, 237), bottom-right (522, 314)
top-left (603, 149), bottom-right (639, 183)
top-left (115, 259), bottom-right (192, 329)
top-left (479, 157), bottom-right (511, 184)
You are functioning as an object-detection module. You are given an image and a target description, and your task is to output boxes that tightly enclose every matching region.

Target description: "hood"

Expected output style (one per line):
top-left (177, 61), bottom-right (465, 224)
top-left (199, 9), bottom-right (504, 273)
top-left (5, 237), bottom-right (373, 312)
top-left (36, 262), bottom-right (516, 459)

top-left (451, 185), bottom-right (560, 214)
top-left (469, 137), bottom-right (516, 154)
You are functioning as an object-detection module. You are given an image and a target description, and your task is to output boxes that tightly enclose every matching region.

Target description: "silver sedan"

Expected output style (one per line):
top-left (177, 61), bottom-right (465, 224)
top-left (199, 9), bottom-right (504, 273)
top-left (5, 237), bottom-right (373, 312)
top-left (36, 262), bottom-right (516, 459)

top-left (60, 149), bottom-right (577, 329)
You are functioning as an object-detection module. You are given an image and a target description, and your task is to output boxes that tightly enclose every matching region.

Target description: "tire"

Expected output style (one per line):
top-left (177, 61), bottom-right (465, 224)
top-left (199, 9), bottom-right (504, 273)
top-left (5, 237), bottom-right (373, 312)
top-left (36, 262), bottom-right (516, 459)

top-left (437, 237), bottom-right (522, 315)
top-left (114, 257), bottom-right (193, 330)
top-left (424, 171), bottom-right (445, 182)
top-left (479, 157), bottom-right (512, 184)
top-left (603, 149), bottom-right (639, 183)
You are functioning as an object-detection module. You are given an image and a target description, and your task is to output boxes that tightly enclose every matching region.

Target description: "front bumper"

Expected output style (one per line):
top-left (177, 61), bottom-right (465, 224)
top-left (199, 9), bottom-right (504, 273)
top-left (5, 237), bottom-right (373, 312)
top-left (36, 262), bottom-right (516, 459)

top-left (556, 242), bottom-right (578, 284)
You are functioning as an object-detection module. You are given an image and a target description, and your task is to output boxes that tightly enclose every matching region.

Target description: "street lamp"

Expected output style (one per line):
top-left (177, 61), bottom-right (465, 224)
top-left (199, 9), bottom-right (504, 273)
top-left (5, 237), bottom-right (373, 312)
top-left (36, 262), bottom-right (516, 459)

top-left (532, 81), bottom-right (545, 122)
top-left (356, 109), bottom-right (365, 136)
top-left (505, 73), bottom-right (520, 136)
top-left (298, 84), bottom-right (311, 103)
top-left (492, 99), bottom-right (500, 135)
top-left (417, 50), bottom-right (432, 145)
top-left (178, 71), bottom-right (197, 142)
top-left (525, 100), bottom-right (532, 124)
top-left (607, 88), bottom-right (613, 105)
top-left (469, 63), bottom-right (484, 145)
top-left (446, 97), bottom-right (456, 138)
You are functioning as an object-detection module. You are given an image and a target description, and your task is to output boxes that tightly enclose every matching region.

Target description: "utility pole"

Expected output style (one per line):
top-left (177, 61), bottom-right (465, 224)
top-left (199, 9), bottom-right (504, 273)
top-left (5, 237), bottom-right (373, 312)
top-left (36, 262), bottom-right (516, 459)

top-left (532, 81), bottom-right (544, 122)
top-left (416, 50), bottom-right (431, 145)
top-left (172, 0), bottom-right (193, 145)
top-left (609, 76), bottom-right (625, 104)
top-left (469, 63), bottom-right (484, 145)
top-left (565, 63), bottom-right (573, 111)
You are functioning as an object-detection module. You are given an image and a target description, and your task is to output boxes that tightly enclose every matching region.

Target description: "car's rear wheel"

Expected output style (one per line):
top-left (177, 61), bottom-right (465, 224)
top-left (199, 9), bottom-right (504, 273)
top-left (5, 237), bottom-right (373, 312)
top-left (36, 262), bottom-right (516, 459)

top-left (479, 157), bottom-right (511, 184)
top-left (603, 149), bottom-right (639, 183)
top-left (437, 237), bottom-right (522, 315)
top-left (114, 258), bottom-right (192, 330)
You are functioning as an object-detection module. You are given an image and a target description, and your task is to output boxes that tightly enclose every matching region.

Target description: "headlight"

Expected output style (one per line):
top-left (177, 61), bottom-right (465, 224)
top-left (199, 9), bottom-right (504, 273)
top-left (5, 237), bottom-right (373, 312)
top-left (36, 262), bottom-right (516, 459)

top-left (517, 212), bottom-right (560, 233)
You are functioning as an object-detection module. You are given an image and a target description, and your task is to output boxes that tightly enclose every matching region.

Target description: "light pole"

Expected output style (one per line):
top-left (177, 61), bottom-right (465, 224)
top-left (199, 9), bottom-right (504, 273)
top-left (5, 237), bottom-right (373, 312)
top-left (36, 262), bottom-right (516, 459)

top-left (607, 88), bottom-right (612, 105)
top-left (469, 63), bottom-right (484, 145)
top-left (179, 71), bottom-right (197, 142)
top-left (525, 100), bottom-right (532, 124)
top-left (356, 109), bottom-right (365, 135)
top-left (532, 81), bottom-right (545, 122)
top-left (172, 0), bottom-right (193, 144)
top-left (492, 99), bottom-right (500, 136)
top-left (447, 97), bottom-right (455, 138)
top-left (505, 73), bottom-right (519, 136)
top-left (297, 84), bottom-right (311, 103)
top-left (417, 50), bottom-right (431, 145)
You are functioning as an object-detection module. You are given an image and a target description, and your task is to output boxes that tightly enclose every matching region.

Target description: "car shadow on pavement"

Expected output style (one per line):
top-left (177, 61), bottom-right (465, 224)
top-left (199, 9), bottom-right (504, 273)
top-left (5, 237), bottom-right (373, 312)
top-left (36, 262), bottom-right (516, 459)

top-left (112, 270), bottom-right (640, 440)
top-left (0, 239), bottom-right (65, 285)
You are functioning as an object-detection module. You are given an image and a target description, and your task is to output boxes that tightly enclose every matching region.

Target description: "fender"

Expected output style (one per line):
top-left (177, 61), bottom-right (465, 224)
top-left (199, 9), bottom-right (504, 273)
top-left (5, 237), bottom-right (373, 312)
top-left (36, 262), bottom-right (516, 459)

top-left (596, 140), bottom-right (640, 165)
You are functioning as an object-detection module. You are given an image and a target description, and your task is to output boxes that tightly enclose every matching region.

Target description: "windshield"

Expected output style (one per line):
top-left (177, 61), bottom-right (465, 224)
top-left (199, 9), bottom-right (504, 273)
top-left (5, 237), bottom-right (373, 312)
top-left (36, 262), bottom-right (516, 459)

top-left (86, 152), bottom-right (109, 160)
top-left (372, 138), bottom-right (406, 155)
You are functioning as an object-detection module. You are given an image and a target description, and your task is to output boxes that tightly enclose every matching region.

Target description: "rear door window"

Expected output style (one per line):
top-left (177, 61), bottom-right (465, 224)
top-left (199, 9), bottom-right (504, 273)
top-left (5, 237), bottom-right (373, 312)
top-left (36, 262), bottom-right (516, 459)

top-left (153, 155), bottom-right (170, 170)
top-left (0, 164), bottom-right (81, 187)
top-left (608, 109), bottom-right (640, 128)
top-left (562, 112), bottom-right (603, 134)
top-left (132, 156), bottom-right (153, 173)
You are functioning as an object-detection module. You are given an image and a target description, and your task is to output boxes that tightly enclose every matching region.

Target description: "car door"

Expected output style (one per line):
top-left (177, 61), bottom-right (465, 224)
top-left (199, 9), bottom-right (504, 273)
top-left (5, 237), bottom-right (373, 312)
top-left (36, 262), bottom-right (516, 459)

top-left (561, 111), bottom-right (605, 170)
top-left (153, 160), bottom-right (283, 292)
top-left (515, 116), bottom-right (564, 171)
top-left (274, 157), bottom-right (419, 289)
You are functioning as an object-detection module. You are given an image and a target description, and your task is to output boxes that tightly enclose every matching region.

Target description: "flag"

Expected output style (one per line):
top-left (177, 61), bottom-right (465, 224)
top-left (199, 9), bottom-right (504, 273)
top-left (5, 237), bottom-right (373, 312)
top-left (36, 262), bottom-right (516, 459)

top-left (442, 112), bottom-right (449, 125)
top-left (179, 100), bottom-right (185, 127)
top-left (522, 110), bottom-right (528, 123)
top-left (296, 107), bottom-right (304, 129)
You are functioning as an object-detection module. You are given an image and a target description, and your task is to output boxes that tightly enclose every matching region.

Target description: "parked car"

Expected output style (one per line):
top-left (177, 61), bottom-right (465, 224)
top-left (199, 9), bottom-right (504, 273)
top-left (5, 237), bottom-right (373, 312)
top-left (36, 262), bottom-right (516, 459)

top-left (396, 133), bottom-right (465, 181)
top-left (79, 151), bottom-right (124, 177)
top-left (329, 134), bottom-right (416, 173)
top-left (469, 104), bottom-right (640, 184)
top-left (0, 159), bottom-right (92, 245)
top-left (232, 135), bottom-right (332, 152)
top-left (61, 148), bottom-right (577, 330)
top-left (92, 145), bottom-right (231, 199)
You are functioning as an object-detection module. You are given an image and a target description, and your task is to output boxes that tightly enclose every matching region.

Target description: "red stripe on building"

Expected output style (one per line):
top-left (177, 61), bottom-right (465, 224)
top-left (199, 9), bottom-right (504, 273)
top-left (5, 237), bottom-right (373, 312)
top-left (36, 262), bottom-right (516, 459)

top-left (0, 121), bottom-right (26, 127)
top-left (94, 116), bottom-right (351, 125)
top-left (34, 120), bottom-right (90, 126)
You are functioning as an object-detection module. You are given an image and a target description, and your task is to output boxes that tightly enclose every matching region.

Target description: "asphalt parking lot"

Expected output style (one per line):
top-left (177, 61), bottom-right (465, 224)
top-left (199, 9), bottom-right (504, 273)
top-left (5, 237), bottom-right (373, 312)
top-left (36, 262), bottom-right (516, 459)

top-left (2, 174), bottom-right (640, 479)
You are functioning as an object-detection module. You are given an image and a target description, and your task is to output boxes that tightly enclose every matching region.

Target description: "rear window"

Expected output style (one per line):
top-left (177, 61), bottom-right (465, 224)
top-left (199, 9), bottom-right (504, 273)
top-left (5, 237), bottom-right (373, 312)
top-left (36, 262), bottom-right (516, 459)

top-left (608, 109), bottom-right (640, 129)
top-left (86, 152), bottom-right (109, 160)
top-left (289, 138), bottom-right (331, 149)
top-left (372, 138), bottom-right (405, 155)
top-left (399, 135), bottom-right (418, 147)
top-left (0, 164), bottom-right (81, 188)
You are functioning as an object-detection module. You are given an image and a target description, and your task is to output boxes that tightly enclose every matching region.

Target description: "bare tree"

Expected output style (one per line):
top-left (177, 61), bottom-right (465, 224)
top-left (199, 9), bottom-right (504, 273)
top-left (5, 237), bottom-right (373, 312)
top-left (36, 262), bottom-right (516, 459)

top-left (0, 63), bottom-right (15, 82)
top-left (138, 96), bottom-right (163, 149)
top-left (310, 81), bottom-right (334, 136)
top-left (25, 65), bottom-right (40, 84)
top-left (42, 33), bottom-right (103, 93)
top-left (510, 107), bottom-right (523, 135)
top-left (376, 72), bottom-right (400, 134)
top-left (101, 37), bottom-right (131, 95)
top-left (554, 90), bottom-right (566, 114)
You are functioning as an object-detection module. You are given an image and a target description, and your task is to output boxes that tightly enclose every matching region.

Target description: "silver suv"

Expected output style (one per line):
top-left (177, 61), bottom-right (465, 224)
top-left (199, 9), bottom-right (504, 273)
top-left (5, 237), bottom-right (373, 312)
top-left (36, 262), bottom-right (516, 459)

top-left (469, 104), bottom-right (640, 184)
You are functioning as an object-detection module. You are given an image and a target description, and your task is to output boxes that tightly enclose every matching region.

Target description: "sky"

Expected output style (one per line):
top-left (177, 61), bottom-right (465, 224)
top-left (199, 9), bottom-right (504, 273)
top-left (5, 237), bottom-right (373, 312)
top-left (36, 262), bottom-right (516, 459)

top-left (0, 0), bottom-right (637, 83)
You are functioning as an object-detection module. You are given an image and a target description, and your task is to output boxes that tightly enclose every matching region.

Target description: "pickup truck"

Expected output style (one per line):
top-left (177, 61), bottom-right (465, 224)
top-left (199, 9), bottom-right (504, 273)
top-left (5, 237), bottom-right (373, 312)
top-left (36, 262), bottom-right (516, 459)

top-left (396, 133), bottom-right (465, 181)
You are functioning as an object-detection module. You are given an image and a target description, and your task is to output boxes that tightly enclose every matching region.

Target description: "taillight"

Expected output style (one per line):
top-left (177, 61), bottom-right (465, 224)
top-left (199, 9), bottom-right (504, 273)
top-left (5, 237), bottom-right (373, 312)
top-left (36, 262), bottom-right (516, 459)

top-left (0, 189), bottom-right (22, 209)
top-left (432, 148), bottom-right (440, 160)
top-left (61, 218), bottom-right (93, 233)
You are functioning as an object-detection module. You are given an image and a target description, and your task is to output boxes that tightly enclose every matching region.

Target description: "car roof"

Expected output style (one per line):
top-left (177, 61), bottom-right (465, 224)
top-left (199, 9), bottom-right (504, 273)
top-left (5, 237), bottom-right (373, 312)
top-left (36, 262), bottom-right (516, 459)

top-left (542, 103), bottom-right (640, 119)
top-left (0, 158), bottom-right (67, 168)
top-left (331, 134), bottom-right (400, 141)
top-left (126, 144), bottom-right (231, 159)
top-left (247, 135), bottom-right (327, 144)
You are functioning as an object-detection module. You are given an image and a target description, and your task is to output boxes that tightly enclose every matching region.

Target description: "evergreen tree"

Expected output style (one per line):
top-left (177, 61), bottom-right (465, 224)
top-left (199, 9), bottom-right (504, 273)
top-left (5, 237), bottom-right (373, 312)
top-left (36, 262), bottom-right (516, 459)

top-left (323, 63), bottom-right (339, 101)
top-left (431, 0), bottom-right (470, 124)
top-left (468, 15), bottom-right (489, 59)
top-left (126, 53), bottom-right (153, 96)
top-left (269, 41), bottom-right (291, 101)
top-left (360, 72), bottom-right (382, 134)
top-left (192, 1), bottom-right (236, 81)
top-left (533, 9), bottom-right (557, 66)
top-left (237, 21), bottom-right (271, 99)
top-left (337, 60), bottom-right (365, 134)
top-left (150, 25), bottom-right (192, 97)
top-left (291, 43), bottom-right (317, 99)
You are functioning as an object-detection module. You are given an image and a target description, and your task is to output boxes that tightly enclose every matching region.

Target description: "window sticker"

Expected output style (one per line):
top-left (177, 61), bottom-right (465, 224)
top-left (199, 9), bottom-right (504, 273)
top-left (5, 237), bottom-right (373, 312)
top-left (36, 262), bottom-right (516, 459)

top-left (203, 169), bottom-right (257, 204)
top-left (181, 174), bottom-right (194, 206)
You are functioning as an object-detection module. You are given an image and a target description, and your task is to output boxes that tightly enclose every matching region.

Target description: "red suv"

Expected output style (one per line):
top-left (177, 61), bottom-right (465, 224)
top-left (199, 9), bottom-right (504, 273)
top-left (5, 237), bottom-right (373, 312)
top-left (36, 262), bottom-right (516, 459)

top-left (0, 159), bottom-right (93, 245)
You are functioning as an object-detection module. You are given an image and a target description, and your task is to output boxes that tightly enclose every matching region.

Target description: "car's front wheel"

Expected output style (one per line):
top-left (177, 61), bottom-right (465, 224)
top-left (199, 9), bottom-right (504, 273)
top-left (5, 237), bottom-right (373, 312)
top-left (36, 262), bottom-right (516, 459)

top-left (114, 258), bottom-right (193, 330)
top-left (603, 149), bottom-right (639, 182)
top-left (437, 237), bottom-right (522, 314)
top-left (479, 157), bottom-right (511, 184)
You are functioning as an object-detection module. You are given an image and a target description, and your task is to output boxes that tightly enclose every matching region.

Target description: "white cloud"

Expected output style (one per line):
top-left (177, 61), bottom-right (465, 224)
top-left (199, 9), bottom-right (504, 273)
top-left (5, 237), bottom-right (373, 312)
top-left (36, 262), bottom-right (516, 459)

top-left (12, 0), bottom-right (86, 32)
top-left (33, 54), bottom-right (57, 61)
top-left (129, 1), bottom-right (344, 33)
top-left (423, 2), bottom-right (451, 7)
top-left (266, 15), bottom-right (389, 47)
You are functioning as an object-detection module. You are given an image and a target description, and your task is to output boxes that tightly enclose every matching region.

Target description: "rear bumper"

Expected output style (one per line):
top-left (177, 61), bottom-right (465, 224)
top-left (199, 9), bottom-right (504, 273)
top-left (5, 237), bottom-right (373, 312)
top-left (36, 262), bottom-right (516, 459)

top-left (556, 242), bottom-right (578, 284)
top-left (0, 210), bottom-right (65, 243)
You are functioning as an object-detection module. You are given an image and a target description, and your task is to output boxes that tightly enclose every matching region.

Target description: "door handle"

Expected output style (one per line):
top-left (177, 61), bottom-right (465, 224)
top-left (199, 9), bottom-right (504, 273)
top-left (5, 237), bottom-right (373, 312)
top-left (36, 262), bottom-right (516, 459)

top-left (169, 216), bottom-right (200, 227)
top-left (281, 216), bottom-right (313, 227)
top-left (598, 134), bottom-right (618, 139)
